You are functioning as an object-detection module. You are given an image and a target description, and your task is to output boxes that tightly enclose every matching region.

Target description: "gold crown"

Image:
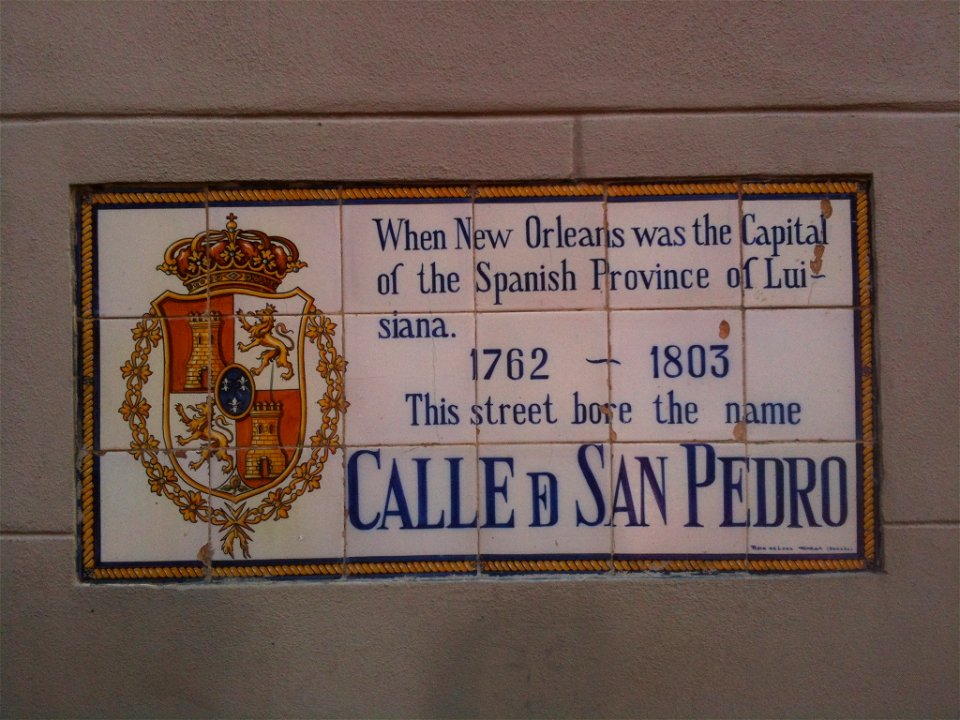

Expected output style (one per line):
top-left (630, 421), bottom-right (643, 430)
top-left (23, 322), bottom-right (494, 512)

top-left (158, 214), bottom-right (306, 294)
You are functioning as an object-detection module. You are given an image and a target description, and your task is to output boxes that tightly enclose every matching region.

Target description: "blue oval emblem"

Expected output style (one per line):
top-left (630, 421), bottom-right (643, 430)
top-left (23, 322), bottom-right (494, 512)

top-left (215, 364), bottom-right (255, 419)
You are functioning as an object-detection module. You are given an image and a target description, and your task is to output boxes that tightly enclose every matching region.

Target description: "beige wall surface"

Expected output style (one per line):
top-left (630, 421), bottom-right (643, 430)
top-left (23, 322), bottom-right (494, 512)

top-left (1, 1), bottom-right (957, 717)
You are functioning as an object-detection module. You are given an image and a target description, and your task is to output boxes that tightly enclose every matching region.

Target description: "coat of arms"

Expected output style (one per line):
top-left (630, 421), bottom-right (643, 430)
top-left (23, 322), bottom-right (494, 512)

top-left (120, 214), bottom-right (347, 558)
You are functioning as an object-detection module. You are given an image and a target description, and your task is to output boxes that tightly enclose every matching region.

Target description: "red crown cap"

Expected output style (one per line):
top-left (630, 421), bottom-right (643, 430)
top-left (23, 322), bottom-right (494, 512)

top-left (158, 214), bottom-right (306, 294)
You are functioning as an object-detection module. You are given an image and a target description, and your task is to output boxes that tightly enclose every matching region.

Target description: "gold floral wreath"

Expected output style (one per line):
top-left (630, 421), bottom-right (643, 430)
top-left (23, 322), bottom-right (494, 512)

top-left (120, 310), bottom-right (347, 559)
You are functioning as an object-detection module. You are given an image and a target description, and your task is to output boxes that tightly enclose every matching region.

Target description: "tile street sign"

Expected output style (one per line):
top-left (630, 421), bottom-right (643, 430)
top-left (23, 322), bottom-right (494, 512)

top-left (76, 180), bottom-right (876, 581)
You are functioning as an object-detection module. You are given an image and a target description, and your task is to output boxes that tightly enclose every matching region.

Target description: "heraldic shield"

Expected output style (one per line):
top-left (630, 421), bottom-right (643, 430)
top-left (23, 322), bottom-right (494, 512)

top-left (121, 213), bottom-right (346, 558)
top-left (153, 287), bottom-right (311, 501)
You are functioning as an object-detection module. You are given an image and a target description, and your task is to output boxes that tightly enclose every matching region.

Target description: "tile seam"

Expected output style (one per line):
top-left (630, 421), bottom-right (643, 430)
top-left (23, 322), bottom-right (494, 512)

top-left (5, 524), bottom-right (956, 539)
top-left (737, 180), bottom-right (750, 568)
top-left (2, 103), bottom-right (959, 123)
top-left (338, 189), bottom-right (348, 579)
top-left (602, 183), bottom-right (614, 573)
top-left (571, 116), bottom-right (583, 180)
top-left (203, 189), bottom-right (213, 582)
top-left (471, 184), bottom-right (481, 577)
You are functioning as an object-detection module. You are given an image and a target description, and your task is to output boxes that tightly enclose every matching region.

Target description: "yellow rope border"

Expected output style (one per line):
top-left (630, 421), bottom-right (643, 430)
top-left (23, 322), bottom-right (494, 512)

top-left (80, 454), bottom-right (95, 572)
top-left (614, 559), bottom-right (747, 572)
top-left (340, 186), bottom-right (469, 200)
top-left (747, 559), bottom-right (866, 572)
top-left (89, 191), bottom-right (206, 205)
top-left (87, 563), bottom-right (345, 580)
top-left (78, 199), bottom-right (97, 573)
top-left (855, 186), bottom-right (877, 564)
top-left (213, 563), bottom-right (342, 578)
top-left (347, 560), bottom-right (476, 575)
top-left (741, 181), bottom-right (859, 195)
top-left (608, 182), bottom-right (738, 197)
top-left (482, 559), bottom-right (610, 573)
top-left (208, 188), bottom-right (338, 202)
top-left (476, 184), bottom-right (603, 198)
top-left (79, 203), bottom-right (95, 318)
top-left (89, 566), bottom-right (206, 580)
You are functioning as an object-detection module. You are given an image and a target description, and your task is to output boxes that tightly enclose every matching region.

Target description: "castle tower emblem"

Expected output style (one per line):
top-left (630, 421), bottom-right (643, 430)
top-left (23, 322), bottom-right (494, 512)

top-left (184, 312), bottom-right (226, 390)
top-left (121, 213), bottom-right (348, 558)
top-left (244, 402), bottom-right (288, 485)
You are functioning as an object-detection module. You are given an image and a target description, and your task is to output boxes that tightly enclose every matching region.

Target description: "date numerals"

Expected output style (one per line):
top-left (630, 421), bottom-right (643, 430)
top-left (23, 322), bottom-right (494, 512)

top-left (471, 347), bottom-right (550, 381)
top-left (650, 344), bottom-right (729, 379)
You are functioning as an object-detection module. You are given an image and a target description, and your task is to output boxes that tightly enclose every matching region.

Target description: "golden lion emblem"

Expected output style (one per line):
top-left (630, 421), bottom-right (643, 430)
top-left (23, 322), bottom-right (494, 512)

top-left (174, 401), bottom-right (235, 474)
top-left (236, 304), bottom-right (296, 380)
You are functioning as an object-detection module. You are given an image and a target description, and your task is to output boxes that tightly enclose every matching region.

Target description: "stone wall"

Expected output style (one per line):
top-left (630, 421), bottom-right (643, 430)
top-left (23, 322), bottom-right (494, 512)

top-left (1, 2), bottom-right (957, 716)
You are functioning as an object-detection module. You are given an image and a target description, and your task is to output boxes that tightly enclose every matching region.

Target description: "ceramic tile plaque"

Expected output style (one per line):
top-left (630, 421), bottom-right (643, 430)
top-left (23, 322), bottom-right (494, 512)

top-left (76, 181), bottom-right (877, 581)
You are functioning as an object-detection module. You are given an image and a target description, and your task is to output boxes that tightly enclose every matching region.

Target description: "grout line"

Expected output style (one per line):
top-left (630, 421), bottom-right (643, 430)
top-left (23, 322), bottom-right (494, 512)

top-left (602, 185), bottom-right (614, 572)
top-left (737, 180), bottom-right (750, 564)
top-left (5, 522), bottom-right (955, 541)
top-left (471, 184), bottom-right (481, 575)
top-left (203, 191), bottom-right (213, 581)
top-left (571, 116), bottom-right (583, 179)
top-left (2, 103), bottom-right (958, 123)
top-left (338, 193), bottom-right (348, 579)
top-left (90, 437), bottom-right (877, 451)
top-left (80, 303), bottom-right (877, 323)
top-left (88, 438), bottom-right (875, 454)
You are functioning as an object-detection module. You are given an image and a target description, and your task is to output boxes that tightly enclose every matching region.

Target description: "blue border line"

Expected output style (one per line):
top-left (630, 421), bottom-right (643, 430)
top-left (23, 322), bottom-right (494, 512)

top-left (95, 559), bottom-right (206, 569)
top-left (741, 192), bottom-right (853, 201)
top-left (88, 302), bottom-right (102, 572)
top-left (848, 195), bottom-right (861, 306)
top-left (92, 320), bottom-right (101, 497)
top-left (857, 437), bottom-right (866, 559)
top-left (91, 208), bottom-right (100, 317)
top-left (347, 554), bottom-right (476, 564)
top-left (748, 553), bottom-right (861, 562)
top-left (342, 197), bottom-right (470, 206)
top-left (208, 199), bottom-right (338, 207)
top-left (93, 201), bottom-right (206, 211)
top-left (212, 557), bottom-right (343, 568)
top-left (613, 553), bottom-right (746, 560)
top-left (608, 194), bottom-right (737, 203)
top-left (854, 309), bottom-right (865, 443)
top-left (481, 553), bottom-right (608, 561)
top-left (475, 196), bottom-right (602, 204)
